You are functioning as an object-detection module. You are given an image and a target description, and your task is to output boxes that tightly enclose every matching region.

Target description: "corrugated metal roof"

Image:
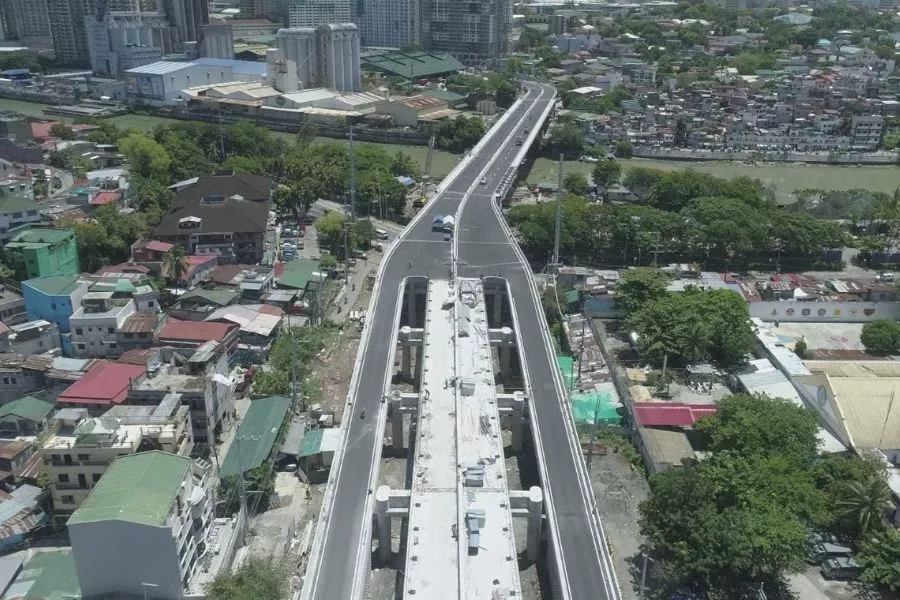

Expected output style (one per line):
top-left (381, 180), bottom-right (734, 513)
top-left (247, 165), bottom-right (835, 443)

top-left (205, 305), bottom-right (282, 337)
top-left (126, 61), bottom-right (192, 75)
top-left (281, 422), bottom-right (305, 456)
top-left (219, 396), bottom-right (290, 478)
top-left (828, 376), bottom-right (900, 449)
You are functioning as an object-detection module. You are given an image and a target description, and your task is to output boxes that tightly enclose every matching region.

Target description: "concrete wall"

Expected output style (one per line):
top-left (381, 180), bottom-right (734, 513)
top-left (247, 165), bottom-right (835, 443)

top-left (748, 300), bottom-right (900, 323)
top-left (70, 520), bottom-right (183, 599)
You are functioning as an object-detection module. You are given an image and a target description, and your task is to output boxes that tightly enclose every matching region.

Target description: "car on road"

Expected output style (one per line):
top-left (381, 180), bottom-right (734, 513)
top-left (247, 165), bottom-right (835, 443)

top-left (480, 176), bottom-right (487, 185)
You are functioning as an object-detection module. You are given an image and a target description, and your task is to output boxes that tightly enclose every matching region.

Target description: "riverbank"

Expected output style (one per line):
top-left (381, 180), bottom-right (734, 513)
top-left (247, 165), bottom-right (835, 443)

top-left (527, 157), bottom-right (900, 205)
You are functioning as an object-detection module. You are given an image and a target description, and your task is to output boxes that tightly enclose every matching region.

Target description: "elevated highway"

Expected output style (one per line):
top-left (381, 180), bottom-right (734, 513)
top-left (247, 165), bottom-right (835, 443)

top-left (300, 81), bottom-right (621, 600)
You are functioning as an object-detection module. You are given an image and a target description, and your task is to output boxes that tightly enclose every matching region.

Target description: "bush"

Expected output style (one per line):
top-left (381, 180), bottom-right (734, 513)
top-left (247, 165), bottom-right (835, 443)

top-left (860, 320), bottom-right (900, 355)
top-left (794, 338), bottom-right (808, 358)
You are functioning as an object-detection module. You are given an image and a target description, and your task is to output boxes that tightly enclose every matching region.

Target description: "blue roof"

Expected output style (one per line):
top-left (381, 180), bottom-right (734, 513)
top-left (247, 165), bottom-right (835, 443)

top-left (396, 175), bottom-right (415, 187)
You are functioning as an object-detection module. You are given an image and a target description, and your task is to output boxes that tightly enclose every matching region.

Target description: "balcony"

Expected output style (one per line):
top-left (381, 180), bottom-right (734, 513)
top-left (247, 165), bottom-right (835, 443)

top-left (55, 482), bottom-right (90, 490)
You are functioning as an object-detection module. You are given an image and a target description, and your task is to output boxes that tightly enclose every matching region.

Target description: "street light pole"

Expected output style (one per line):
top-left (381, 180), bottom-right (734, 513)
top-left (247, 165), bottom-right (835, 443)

top-left (141, 582), bottom-right (159, 600)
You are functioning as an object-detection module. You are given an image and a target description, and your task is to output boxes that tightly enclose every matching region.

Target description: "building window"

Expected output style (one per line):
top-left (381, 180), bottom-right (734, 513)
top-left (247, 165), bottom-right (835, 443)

top-left (77, 453), bottom-right (89, 461)
top-left (75, 328), bottom-right (83, 335)
top-left (61, 495), bottom-right (74, 504)
top-left (107, 327), bottom-right (114, 334)
top-left (92, 473), bottom-right (101, 483)
top-left (76, 343), bottom-right (85, 350)
top-left (58, 474), bottom-right (69, 483)
top-left (51, 303), bottom-right (56, 310)
top-left (51, 454), bottom-right (60, 462)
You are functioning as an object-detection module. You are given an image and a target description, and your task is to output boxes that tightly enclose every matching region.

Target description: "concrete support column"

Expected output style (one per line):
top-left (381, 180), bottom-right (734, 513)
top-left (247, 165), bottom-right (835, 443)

top-left (511, 391), bottom-right (525, 453)
top-left (375, 485), bottom-right (392, 563)
top-left (399, 326), bottom-right (412, 381)
top-left (390, 394), bottom-right (404, 452)
top-left (415, 346), bottom-right (423, 379)
top-left (498, 326), bottom-right (515, 380)
top-left (526, 486), bottom-right (543, 562)
top-left (492, 291), bottom-right (504, 327)
top-left (407, 288), bottom-right (417, 328)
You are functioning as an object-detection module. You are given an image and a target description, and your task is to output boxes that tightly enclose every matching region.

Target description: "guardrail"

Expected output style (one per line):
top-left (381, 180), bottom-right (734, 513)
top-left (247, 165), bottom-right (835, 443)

top-left (487, 83), bottom-right (623, 600)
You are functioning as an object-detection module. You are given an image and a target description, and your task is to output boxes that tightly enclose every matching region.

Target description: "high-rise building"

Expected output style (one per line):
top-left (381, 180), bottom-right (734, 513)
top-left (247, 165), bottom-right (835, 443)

top-left (287, 0), bottom-right (349, 28)
top-left (422, 0), bottom-right (510, 65)
top-left (162, 0), bottom-right (209, 43)
top-left (4, 0), bottom-right (54, 47)
top-left (352, 0), bottom-right (418, 48)
top-left (86, 10), bottom-right (178, 76)
top-left (47, 0), bottom-right (95, 66)
top-left (200, 22), bottom-right (234, 58)
top-left (268, 23), bottom-right (359, 92)
top-left (240, 0), bottom-right (286, 20)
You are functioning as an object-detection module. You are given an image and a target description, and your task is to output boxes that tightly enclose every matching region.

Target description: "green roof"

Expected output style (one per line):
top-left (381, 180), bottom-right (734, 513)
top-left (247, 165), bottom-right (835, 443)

top-left (0, 194), bottom-right (39, 215)
top-left (0, 550), bottom-right (81, 600)
top-left (0, 395), bottom-right (55, 422)
top-left (563, 289), bottom-right (580, 304)
top-left (361, 50), bottom-right (465, 78)
top-left (299, 427), bottom-right (324, 457)
top-left (180, 287), bottom-right (240, 307)
top-left (6, 227), bottom-right (73, 248)
top-left (422, 89), bottom-right (466, 103)
top-left (67, 451), bottom-right (190, 527)
top-left (220, 396), bottom-right (290, 478)
top-left (23, 274), bottom-right (82, 296)
top-left (277, 259), bottom-right (320, 290)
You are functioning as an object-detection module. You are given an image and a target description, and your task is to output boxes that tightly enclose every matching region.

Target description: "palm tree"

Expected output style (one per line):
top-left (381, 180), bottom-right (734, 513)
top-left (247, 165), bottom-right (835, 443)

top-left (163, 246), bottom-right (189, 294)
top-left (835, 474), bottom-right (893, 537)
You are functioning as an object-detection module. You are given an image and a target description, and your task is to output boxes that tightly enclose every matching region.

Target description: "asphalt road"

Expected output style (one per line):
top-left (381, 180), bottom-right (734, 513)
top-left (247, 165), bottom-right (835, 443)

top-left (305, 83), bottom-right (614, 600)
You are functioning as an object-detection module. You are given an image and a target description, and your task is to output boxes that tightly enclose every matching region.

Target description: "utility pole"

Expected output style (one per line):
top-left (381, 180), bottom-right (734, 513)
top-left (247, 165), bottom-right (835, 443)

top-left (551, 153), bottom-right (564, 275)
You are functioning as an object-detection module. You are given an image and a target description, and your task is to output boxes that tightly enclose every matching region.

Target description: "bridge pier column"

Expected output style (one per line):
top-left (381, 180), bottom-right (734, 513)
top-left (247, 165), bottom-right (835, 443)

top-left (399, 326), bottom-right (412, 381)
top-left (375, 485), bottom-right (392, 563)
top-left (526, 486), bottom-right (543, 562)
top-left (390, 395), bottom-right (404, 452)
top-left (510, 391), bottom-right (525, 453)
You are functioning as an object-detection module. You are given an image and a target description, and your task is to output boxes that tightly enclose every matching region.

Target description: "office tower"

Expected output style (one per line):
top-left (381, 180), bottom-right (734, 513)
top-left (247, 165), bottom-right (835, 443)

top-left (240, 0), bottom-right (286, 20)
top-left (47, 0), bottom-right (96, 66)
top-left (287, 0), bottom-right (349, 28)
top-left (353, 0), bottom-right (418, 48)
top-left (422, 0), bottom-right (511, 65)
top-left (268, 23), bottom-right (359, 92)
top-left (5, 0), bottom-right (54, 47)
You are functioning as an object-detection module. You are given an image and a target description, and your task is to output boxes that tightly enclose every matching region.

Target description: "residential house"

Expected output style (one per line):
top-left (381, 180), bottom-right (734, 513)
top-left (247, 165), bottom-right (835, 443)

top-left (374, 95), bottom-right (453, 127)
top-left (0, 320), bottom-right (61, 355)
top-left (155, 172), bottom-right (272, 264)
top-left (0, 286), bottom-right (26, 326)
top-left (0, 395), bottom-right (55, 436)
top-left (56, 361), bottom-right (147, 411)
top-left (205, 304), bottom-right (283, 364)
top-left (170, 288), bottom-right (240, 321)
top-left (0, 354), bottom-right (95, 404)
top-left (22, 275), bottom-right (91, 355)
top-left (129, 341), bottom-right (233, 449)
top-left (117, 312), bottom-right (162, 354)
top-left (0, 439), bottom-right (36, 478)
top-left (3, 226), bottom-right (79, 279)
top-left (219, 395), bottom-right (290, 480)
top-left (157, 319), bottom-right (239, 357)
top-left (0, 484), bottom-right (47, 552)
top-left (69, 292), bottom-right (136, 358)
top-left (39, 401), bottom-right (191, 525)
top-left (0, 187), bottom-right (41, 244)
top-left (68, 451), bottom-right (229, 600)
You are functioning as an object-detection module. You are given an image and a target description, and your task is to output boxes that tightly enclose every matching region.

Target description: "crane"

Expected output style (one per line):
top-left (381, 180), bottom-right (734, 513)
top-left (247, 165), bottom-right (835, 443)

top-left (414, 135), bottom-right (435, 210)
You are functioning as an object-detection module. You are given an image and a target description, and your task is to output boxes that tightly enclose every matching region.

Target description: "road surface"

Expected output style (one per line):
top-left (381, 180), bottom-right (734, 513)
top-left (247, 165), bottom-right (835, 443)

top-left (303, 82), bottom-right (616, 600)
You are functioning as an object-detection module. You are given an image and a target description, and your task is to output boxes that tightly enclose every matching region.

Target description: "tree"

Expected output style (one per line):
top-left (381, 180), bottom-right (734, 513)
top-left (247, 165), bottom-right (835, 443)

top-left (205, 557), bottom-right (286, 600)
top-left (315, 211), bottom-right (348, 258)
top-left (592, 158), bottom-right (622, 188)
top-left (563, 172), bottom-right (590, 196)
top-left (391, 151), bottom-right (420, 179)
top-left (507, 194), bottom-right (597, 261)
top-left (622, 167), bottom-right (663, 198)
top-left (49, 123), bottom-right (75, 139)
top-left (118, 133), bottom-right (171, 182)
top-left (860, 319), bottom-right (900, 354)
top-left (543, 123), bottom-right (584, 159)
top-left (433, 117), bottom-right (486, 152)
top-left (694, 393), bottom-right (821, 464)
top-left (163, 246), bottom-right (189, 290)
top-left (614, 267), bottom-right (669, 312)
top-left (813, 453), bottom-right (889, 538)
top-left (614, 140), bottom-right (634, 158)
top-left (157, 130), bottom-right (214, 182)
top-left (858, 528), bottom-right (900, 593)
top-left (835, 473), bottom-right (894, 538)
top-left (223, 155), bottom-right (265, 175)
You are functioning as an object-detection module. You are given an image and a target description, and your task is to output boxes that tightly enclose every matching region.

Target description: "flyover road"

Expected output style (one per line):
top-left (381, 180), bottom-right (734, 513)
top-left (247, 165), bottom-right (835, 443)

top-left (302, 82), bottom-right (615, 600)
top-left (456, 82), bottom-right (621, 600)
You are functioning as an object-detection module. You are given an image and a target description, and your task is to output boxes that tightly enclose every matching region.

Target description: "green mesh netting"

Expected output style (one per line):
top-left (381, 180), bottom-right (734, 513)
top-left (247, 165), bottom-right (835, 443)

top-left (556, 355), bottom-right (623, 425)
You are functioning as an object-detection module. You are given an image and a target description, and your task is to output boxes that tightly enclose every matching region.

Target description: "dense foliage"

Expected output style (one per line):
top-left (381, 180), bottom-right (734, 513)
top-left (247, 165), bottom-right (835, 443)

top-left (205, 557), bottom-right (286, 600)
top-left (508, 169), bottom-right (847, 270)
top-left (640, 393), bottom-right (894, 597)
top-left (625, 287), bottom-right (754, 367)
top-left (613, 267), bottom-right (669, 312)
top-left (860, 320), bottom-right (900, 355)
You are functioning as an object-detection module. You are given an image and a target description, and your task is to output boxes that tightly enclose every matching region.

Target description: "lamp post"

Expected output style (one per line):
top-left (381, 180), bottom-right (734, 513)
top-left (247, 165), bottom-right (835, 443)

top-left (141, 582), bottom-right (159, 600)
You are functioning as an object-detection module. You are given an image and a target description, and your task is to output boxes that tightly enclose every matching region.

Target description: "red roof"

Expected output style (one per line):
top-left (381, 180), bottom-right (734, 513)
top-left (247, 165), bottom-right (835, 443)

top-left (89, 191), bottom-right (121, 206)
top-left (96, 263), bottom-right (151, 275)
top-left (142, 240), bottom-right (175, 253)
top-left (0, 322), bottom-right (9, 336)
top-left (634, 402), bottom-right (719, 428)
top-left (58, 362), bottom-right (147, 406)
top-left (158, 318), bottom-right (236, 344)
top-left (29, 121), bottom-right (55, 141)
top-left (273, 262), bottom-right (285, 277)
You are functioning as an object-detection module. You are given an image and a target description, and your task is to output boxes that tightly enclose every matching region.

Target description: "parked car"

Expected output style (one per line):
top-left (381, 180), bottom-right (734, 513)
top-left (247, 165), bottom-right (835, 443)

top-left (820, 556), bottom-right (860, 581)
top-left (809, 542), bottom-right (852, 565)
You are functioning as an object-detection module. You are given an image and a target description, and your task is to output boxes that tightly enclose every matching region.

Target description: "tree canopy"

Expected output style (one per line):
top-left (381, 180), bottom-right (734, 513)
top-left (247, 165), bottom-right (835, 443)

top-left (860, 320), bottom-right (900, 355)
top-left (613, 267), bottom-right (669, 312)
top-left (205, 557), bottom-right (286, 600)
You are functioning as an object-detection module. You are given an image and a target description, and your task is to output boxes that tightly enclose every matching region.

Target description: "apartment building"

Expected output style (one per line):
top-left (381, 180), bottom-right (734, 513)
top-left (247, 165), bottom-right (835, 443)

top-left (5, 0), bottom-right (53, 47)
top-left (850, 114), bottom-right (884, 150)
top-left (40, 401), bottom-right (192, 525)
top-left (353, 0), bottom-right (419, 48)
top-left (68, 451), bottom-right (218, 599)
top-left (422, 0), bottom-right (511, 65)
top-left (46, 0), bottom-right (94, 66)
top-left (69, 292), bottom-right (137, 358)
top-left (287, 0), bottom-right (350, 27)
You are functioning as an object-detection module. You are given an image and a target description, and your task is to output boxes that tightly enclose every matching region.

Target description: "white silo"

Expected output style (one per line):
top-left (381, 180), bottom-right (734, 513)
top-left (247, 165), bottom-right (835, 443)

top-left (276, 27), bottom-right (317, 92)
top-left (316, 23), bottom-right (360, 92)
